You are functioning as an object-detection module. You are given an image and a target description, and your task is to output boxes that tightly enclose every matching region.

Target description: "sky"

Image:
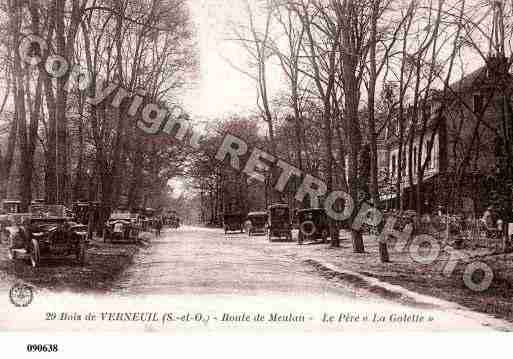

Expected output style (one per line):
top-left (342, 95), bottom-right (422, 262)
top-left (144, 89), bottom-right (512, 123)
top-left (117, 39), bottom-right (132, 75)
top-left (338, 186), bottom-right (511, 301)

top-left (184, 0), bottom-right (284, 120)
top-left (182, 0), bottom-right (488, 120)
top-left (183, 0), bottom-right (255, 119)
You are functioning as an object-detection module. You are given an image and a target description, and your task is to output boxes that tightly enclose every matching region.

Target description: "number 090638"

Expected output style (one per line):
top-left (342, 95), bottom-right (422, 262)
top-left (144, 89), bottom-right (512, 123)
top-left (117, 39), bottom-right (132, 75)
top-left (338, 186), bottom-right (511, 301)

top-left (26, 344), bottom-right (59, 352)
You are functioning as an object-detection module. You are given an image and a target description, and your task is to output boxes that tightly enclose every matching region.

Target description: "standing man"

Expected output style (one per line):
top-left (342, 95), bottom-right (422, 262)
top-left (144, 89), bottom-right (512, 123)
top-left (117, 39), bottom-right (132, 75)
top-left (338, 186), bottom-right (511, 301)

top-left (155, 217), bottom-right (163, 238)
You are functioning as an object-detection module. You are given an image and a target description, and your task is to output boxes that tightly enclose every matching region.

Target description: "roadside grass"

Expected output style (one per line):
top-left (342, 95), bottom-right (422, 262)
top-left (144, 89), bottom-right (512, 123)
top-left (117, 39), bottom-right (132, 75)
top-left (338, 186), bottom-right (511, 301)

top-left (0, 237), bottom-right (144, 293)
top-left (300, 233), bottom-right (513, 323)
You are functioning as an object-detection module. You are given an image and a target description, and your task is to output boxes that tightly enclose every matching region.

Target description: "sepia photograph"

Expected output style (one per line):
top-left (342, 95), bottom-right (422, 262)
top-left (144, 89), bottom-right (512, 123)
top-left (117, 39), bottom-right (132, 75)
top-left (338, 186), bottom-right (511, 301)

top-left (1, 0), bottom-right (513, 344)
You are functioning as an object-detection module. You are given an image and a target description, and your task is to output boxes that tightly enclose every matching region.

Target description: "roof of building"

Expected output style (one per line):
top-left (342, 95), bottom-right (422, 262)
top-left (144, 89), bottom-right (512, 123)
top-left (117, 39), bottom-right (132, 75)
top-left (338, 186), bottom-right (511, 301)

top-left (449, 56), bottom-right (512, 93)
top-left (450, 66), bottom-right (488, 92)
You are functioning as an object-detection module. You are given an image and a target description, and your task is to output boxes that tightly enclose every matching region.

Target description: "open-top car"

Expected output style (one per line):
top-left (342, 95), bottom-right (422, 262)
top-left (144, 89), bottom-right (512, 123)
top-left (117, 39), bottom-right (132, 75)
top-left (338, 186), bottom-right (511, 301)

top-left (0, 200), bottom-right (25, 244)
top-left (71, 201), bottom-right (111, 238)
top-left (267, 204), bottom-right (292, 242)
top-left (296, 208), bottom-right (329, 244)
top-left (104, 211), bottom-right (139, 243)
top-left (223, 213), bottom-right (244, 234)
top-left (246, 211), bottom-right (268, 237)
top-left (6, 205), bottom-right (88, 267)
top-left (0, 213), bottom-right (31, 245)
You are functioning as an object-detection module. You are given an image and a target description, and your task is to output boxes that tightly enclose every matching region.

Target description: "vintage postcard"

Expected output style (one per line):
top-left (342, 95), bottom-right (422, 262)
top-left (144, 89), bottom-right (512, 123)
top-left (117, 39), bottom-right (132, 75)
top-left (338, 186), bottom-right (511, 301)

top-left (1, 0), bottom-right (513, 342)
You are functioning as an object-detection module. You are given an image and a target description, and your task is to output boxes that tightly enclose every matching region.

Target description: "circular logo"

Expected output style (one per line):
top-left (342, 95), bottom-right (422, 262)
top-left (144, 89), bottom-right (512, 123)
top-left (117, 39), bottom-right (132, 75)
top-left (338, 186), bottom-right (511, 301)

top-left (9, 283), bottom-right (34, 307)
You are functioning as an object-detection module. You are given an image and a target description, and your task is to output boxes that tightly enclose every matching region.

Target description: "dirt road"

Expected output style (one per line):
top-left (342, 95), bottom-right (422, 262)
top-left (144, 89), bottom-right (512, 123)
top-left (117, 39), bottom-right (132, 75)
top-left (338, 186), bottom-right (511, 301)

top-left (1, 226), bottom-right (512, 332)
top-left (107, 226), bottom-right (512, 331)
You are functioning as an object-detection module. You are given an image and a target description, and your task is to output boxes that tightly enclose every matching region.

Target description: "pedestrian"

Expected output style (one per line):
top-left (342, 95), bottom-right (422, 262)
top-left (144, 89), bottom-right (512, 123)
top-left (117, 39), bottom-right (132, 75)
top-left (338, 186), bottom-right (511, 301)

top-left (155, 218), bottom-right (163, 238)
top-left (481, 206), bottom-right (495, 229)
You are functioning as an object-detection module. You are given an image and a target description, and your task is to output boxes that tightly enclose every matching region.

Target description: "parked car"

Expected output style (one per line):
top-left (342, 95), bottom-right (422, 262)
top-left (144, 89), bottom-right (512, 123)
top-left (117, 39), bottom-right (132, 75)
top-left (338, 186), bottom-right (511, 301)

top-left (166, 212), bottom-right (181, 228)
top-left (296, 208), bottom-right (329, 244)
top-left (6, 205), bottom-right (88, 267)
top-left (71, 201), bottom-right (111, 238)
top-left (223, 213), bottom-right (244, 234)
top-left (71, 201), bottom-right (90, 225)
top-left (104, 212), bottom-right (139, 243)
top-left (0, 213), bottom-right (31, 245)
top-left (246, 211), bottom-right (268, 237)
top-left (267, 204), bottom-right (292, 242)
top-left (0, 200), bottom-right (24, 244)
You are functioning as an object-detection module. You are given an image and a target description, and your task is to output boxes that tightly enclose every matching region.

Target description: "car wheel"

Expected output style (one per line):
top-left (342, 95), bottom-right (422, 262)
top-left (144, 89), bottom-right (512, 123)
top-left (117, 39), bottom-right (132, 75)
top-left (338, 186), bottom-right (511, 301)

top-left (30, 239), bottom-right (40, 268)
top-left (76, 241), bottom-right (86, 265)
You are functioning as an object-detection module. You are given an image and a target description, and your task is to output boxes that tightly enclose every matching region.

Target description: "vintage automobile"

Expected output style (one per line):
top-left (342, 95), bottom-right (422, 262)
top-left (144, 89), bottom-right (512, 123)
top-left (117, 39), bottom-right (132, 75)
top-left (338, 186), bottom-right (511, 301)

top-left (223, 213), bottom-right (244, 234)
top-left (72, 201), bottom-right (91, 225)
top-left (72, 201), bottom-right (111, 237)
top-left (163, 210), bottom-right (180, 228)
top-left (296, 208), bottom-right (329, 244)
top-left (0, 200), bottom-right (23, 244)
top-left (169, 215), bottom-right (180, 229)
top-left (6, 205), bottom-right (88, 267)
top-left (246, 211), bottom-right (268, 237)
top-left (104, 212), bottom-right (140, 243)
top-left (267, 204), bottom-right (292, 242)
top-left (1, 214), bottom-right (30, 245)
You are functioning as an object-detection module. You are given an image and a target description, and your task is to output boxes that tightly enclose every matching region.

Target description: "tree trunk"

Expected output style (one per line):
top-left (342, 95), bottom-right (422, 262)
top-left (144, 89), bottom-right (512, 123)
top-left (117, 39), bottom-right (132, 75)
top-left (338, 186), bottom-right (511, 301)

top-left (369, 0), bottom-right (388, 261)
top-left (127, 137), bottom-right (144, 210)
top-left (10, 1), bottom-right (33, 211)
top-left (337, 0), bottom-right (364, 253)
top-left (0, 118), bottom-right (17, 201)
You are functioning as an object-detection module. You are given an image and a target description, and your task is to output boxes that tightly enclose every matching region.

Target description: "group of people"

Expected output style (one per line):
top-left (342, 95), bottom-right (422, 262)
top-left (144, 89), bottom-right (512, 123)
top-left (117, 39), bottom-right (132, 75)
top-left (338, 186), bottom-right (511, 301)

top-left (154, 217), bottom-right (164, 237)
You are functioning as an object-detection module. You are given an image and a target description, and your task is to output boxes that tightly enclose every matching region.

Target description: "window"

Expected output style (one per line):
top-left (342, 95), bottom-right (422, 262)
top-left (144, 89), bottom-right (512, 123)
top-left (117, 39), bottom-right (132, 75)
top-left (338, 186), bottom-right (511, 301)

top-left (473, 94), bottom-right (484, 114)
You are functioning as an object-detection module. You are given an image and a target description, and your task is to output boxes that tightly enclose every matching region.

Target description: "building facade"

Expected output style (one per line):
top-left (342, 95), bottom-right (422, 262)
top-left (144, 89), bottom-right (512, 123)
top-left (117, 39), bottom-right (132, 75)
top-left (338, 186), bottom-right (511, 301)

top-left (378, 56), bottom-right (512, 216)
